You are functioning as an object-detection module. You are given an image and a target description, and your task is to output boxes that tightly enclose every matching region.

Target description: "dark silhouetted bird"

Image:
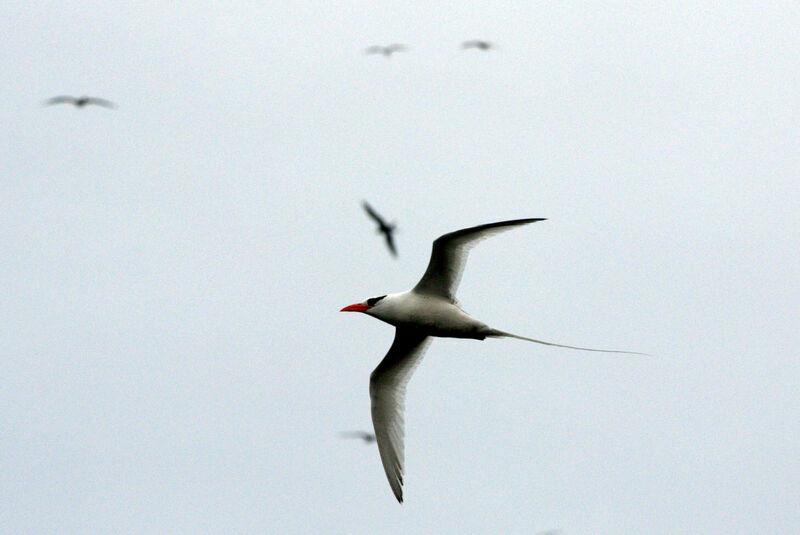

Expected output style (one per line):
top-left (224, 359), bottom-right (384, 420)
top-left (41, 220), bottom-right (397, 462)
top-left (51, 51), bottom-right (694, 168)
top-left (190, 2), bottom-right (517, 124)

top-left (44, 96), bottom-right (115, 108)
top-left (365, 44), bottom-right (407, 57)
top-left (461, 40), bottom-right (493, 50)
top-left (362, 201), bottom-right (397, 257)
top-left (338, 431), bottom-right (376, 444)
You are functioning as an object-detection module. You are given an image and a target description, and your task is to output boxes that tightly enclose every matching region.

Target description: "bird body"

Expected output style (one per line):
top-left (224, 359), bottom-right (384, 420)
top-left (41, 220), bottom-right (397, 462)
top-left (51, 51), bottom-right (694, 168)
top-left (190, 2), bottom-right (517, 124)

top-left (352, 291), bottom-right (490, 339)
top-left (341, 218), bottom-right (644, 503)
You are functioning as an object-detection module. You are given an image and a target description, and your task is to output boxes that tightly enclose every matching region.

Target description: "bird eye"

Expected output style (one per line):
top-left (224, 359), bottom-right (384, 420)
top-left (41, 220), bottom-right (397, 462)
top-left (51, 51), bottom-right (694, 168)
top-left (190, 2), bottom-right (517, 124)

top-left (367, 295), bottom-right (386, 307)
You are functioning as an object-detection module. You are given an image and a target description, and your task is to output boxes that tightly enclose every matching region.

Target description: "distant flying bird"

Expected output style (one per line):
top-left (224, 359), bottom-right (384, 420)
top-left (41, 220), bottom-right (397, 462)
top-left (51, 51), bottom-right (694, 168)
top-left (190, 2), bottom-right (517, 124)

top-left (365, 44), bottom-right (407, 57)
top-left (338, 431), bottom-right (376, 443)
top-left (341, 218), bottom-right (646, 503)
top-left (362, 201), bottom-right (397, 257)
top-left (44, 96), bottom-right (115, 108)
top-left (461, 40), bottom-right (493, 50)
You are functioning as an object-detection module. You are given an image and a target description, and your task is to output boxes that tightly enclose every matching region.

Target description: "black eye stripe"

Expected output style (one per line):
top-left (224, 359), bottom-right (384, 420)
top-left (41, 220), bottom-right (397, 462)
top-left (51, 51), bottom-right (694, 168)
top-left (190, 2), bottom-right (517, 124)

top-left (367, 295), bottom-right (386, 307)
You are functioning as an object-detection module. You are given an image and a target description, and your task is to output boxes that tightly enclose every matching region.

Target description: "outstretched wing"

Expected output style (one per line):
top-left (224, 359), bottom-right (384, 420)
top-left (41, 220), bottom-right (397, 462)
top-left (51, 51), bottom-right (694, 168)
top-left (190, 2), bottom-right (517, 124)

top-left (85, 97), bottom-right (115, 108)
top-left (412, 218), bottom-right (545, 302)
top-left (362, 201), bottom-right (387, 226)
top-left (369, 328), bottom-right (432, 503)
top-left (365, 46), bottom-right (384, 55)
top-left (44, 96), bottom-right (76, 106)
top-left (384, 230), bottom-right (398, 257)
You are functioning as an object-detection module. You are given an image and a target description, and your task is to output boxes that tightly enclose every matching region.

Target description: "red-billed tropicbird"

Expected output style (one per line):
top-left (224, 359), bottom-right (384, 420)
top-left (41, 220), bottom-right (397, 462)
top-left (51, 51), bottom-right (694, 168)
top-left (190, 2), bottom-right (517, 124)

top-left (341, 218), bottom-right (644, 503)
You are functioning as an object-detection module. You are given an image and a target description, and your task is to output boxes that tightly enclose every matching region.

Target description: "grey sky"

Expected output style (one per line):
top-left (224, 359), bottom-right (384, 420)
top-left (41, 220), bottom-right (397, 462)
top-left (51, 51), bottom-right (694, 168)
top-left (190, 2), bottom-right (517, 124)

top-left (1, 2), bottom-right (798, 534)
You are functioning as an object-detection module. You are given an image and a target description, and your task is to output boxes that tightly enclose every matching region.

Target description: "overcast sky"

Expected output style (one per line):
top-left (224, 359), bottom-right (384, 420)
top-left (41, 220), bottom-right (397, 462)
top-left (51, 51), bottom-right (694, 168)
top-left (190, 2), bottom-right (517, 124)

top-left (1, 2), bottom-right (798, 534)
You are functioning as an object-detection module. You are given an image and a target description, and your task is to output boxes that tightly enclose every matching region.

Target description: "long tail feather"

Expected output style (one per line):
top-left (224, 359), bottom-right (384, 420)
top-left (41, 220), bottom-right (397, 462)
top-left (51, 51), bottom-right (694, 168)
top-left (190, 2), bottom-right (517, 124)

top-left (488, 329), bottom-right (649, 356)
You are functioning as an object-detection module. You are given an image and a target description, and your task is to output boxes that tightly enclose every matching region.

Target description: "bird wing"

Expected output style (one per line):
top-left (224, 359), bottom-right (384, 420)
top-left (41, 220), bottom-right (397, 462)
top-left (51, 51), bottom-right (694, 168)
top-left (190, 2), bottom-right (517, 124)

top-left (362, 201), bottom-right (387, 226)
top-left (338, 430), bottom-right (374, 441)
top-left (369, 328), bottom-right (432, 503)
top-left (44, 96), bottom-right (76, 106)
top-left (85, 97), bottom-right (115, 108)
top-left (412, 218), bottom-right (545, 302)
top-left (365, 46), bottom-right (384, 55)
top-left (387, 44), bottom-right (407, 52)
top-left (384, 231), bottom-right (397, 257)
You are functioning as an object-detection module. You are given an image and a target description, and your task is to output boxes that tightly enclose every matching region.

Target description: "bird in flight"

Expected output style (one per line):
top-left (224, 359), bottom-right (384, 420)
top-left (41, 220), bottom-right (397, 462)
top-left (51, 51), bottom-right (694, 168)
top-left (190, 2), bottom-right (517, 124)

top-left (338, 431), bottom-right (376, 444)
top-left (461, 40), bottom-right (493, 50)
top-left (341, 218), bottom-right (645, 503)
top-left (365, 44), bottom-right (407, 57)
top-left (43, 96), bottom-right (115, 108)
top-left (362, 201), bottom-right (398, 257)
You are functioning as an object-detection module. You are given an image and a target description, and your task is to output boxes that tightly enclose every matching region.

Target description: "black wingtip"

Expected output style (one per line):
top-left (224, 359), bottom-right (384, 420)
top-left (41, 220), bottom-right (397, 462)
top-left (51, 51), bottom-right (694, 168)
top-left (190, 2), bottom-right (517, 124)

top-left (512, 217), bottom-right (546, 225)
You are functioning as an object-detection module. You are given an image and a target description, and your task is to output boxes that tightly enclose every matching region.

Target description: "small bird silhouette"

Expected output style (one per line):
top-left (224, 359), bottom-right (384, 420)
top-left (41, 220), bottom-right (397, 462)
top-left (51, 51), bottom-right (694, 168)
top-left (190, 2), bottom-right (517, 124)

top-left (461, 40), bottom-right (493, 50)
top-left (362, 201), bottom-right (398, 257)
top-left (44, 96), bottom-right (115, 108)
top-left (365, 44), bottom-right (407, 57)
top-left (339, 431), bottom-right (376, 443)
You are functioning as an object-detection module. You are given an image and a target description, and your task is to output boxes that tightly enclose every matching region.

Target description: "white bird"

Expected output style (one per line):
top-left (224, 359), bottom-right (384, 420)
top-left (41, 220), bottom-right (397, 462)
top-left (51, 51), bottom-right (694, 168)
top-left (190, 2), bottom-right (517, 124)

top-left (341, 218), bottom-right (645, 503)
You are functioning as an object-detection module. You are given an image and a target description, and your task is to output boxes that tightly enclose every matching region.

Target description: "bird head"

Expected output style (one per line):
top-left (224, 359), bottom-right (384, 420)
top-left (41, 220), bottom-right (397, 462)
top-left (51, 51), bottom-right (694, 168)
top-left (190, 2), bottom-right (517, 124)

top-left (340, 295), bottom-right (387, 314)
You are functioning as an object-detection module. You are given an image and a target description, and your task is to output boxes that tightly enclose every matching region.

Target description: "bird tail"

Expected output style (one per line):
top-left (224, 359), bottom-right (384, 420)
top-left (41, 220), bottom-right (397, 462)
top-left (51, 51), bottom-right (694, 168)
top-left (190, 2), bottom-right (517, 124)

top-left (486, 329), bottom-right (648, 355)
